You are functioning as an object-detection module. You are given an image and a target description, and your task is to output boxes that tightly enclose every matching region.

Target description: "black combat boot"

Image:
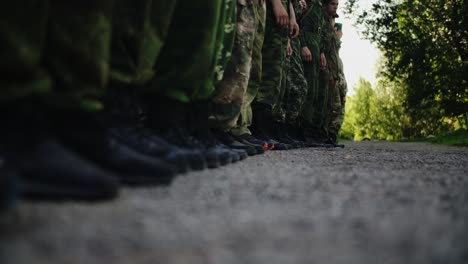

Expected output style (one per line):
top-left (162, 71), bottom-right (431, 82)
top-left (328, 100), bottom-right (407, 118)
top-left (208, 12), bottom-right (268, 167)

top-left (285, 124), bottom-right (306, 148)
top-left (325, 134), bottom-right (345, 148)
top-left (0, 165), bottom-right (18, 211)
top-left (1, 105), bottom-right (119, 201)
top-left (234, 134), bottom-right (267, 153)
top-left (303, 126), bottom-right (335, 148)
top-left (55, 112), bottom-right (178, 186)
top-left (251, 103), bottom-right (290, 151)
top-left (146, 97), bottom-right (234, 168)
top-left (189, 101), bottom-right (244, 164)
top-left (103, 87), bottom-right (205, 173)
top-left (211, 129), bottom-right (258, 156)
top-left (274, 122), bottom-right (302, 149)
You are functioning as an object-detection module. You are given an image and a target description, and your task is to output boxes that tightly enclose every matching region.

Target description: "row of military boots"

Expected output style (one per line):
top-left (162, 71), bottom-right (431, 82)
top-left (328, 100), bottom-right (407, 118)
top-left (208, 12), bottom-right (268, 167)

top-left (0, 93), bottom-right (343, 209)
top-left (0, 91), bottom-right (264, 207)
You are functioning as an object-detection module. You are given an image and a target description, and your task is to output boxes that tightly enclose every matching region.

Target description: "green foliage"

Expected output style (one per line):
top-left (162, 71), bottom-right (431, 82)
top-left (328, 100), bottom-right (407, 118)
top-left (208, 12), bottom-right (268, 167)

top-left (340, 76), bottom-right (453, 141)
top-left (343, 0), bottom-right (468, 131)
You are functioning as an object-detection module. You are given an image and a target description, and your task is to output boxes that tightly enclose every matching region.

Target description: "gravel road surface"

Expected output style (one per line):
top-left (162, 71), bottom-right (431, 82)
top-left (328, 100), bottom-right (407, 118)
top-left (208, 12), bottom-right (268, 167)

top-left (1, 141), bottom-right (468, 264)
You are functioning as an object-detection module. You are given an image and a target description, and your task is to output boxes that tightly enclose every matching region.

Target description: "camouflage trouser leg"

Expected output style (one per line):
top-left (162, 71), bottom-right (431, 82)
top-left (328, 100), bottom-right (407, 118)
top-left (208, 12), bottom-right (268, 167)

top-left (326, 77), bottom-right (343, 140)
top-left (327, 77), bottom-right (346, 139)
top-left (283, 37), bottom-right (308, 126)
top-left (1, 0), bottom-right (113, 112)
top-left (150, 0), bottom-right (222, 102)
top-left (44, 0), bottom-right (114, 111)
top-left (110, 0), bottom-right (178, 86)
top-left (273, 46), bottom-right (290, 123)
top-left (210, 1), bottom-right (256, 131)
top-left (254, 0), bottom-right (288, 120)
top-left (0, 0), bottom-right (51, 104)
top-left (212, 0), bottom-right (237, 85)
top-left (231, 2), bottom-right (266, 136)
top-left (300, 34), bottom-right (328, 139)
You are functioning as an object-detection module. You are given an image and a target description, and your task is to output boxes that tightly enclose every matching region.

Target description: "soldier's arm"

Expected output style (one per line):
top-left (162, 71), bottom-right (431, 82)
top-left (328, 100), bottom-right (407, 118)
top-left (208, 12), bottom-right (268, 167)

top-left (270, 0), bottom-right (289, 27)
top-left (289, 2), bottom-right (299, 38)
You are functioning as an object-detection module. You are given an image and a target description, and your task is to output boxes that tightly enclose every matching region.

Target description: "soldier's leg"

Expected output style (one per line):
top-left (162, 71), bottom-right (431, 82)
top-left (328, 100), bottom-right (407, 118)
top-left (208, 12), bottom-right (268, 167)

top-left (231, 2), bottom-right (266, 137)
top-left (42, 0), bottom-right (115, 111)
top-left (284, 37), bottom-right (308, 128)
top-left (0, 0), bottom-right (52, 103)
top-left (151, 0), bottom-right (223, 102)
top-left (210, 1), bottom-right (256, 131)
top-left (143, 0), bottom-right (243, 167)
top-left (213, 0), bottom-right (237, 85)
top-left (253, 0), bottom-right (288, 121)
top-left (300, 37), bottom-right (327, 141)
top-left (0, 0), bottom-right (120, 200)
top-left (110, 0), bottom-right (178, 85)
top-left (326, 77), bottom-right (342, 143)
top-left (251, 0), bottom-right (289, 152)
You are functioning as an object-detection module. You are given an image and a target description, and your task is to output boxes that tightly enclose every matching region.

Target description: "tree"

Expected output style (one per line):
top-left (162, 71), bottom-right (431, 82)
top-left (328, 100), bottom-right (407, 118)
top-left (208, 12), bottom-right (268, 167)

top-left (343, 0), bottom-right (468, 129)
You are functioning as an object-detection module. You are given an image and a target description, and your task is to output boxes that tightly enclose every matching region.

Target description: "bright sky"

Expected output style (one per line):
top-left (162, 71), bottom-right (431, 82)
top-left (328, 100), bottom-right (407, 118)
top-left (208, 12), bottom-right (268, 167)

top-left (336, 0), bottom-right (380, 95)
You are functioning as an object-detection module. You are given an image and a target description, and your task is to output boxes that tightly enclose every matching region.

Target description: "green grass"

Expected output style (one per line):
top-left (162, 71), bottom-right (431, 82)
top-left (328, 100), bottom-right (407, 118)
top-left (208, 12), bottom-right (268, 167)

top-left (429, 129), bottom-right (468, 146)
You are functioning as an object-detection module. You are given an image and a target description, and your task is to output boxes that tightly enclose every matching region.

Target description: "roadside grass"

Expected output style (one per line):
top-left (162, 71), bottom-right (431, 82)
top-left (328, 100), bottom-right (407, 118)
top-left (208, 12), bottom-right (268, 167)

top-left (339, 129), bottom-right (468, 146)
top-left (429, 129), bottom-right (468, 147)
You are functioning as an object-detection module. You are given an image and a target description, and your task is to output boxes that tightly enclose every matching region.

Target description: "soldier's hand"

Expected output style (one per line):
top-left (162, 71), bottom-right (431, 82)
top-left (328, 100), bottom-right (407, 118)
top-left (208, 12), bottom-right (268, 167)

top-left (301, 46), bottom-right (313, 62)
top-left (320, 53), bottom-right (327, 69)
top-left (299, 0), bottom-right (307, 10)
top-left (272, 0), bottom-right (289, 27)
top-left (335, 29), bottom-right (343, 40)
top-left (289, 20), bottom-right (300, 38)
top-left (287, 39), bottom-right (293, 57)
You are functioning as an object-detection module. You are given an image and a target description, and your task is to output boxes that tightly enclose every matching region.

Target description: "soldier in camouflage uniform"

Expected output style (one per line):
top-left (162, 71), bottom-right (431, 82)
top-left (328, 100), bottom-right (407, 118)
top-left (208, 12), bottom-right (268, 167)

top-left (298, 0), bottom-right (328, 143)
top-left (320, 0), bottom-right (341, 145)
top-left (208, 0), bottom-right (269, 155)
top-left (251, 0), bottom-right (300, 150)
top-left (0, 0), bottom-right (120, 200)
top-left (325, 21), bottom-right (347, 144)
top-left (110, 0), bottom-right (247, 168)
top-left (210, 0), bottom-right (256, 132)
top-left (213, 0), bottom-right (237, 85)
top-left (282, 0), bottom-right (309, 138)
top-left (230, 1), bottom-right (268, 148)
top-left (251, 0), bottom-right (289, 129)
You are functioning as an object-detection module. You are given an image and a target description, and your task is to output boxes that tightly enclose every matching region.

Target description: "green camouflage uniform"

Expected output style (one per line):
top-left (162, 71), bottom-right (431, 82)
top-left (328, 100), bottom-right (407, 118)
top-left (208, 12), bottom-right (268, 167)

top-left (326, 35), bottom-right (347, 141)
top-left (111, 0), bottom-right (224, 104)
top-left (298, 0), bottom-right (327, 139)
top-left (210, 0), bottom-right (257, 131)
top-left (254, 0), bottom-right (289, 121)
top-left (1, 0), bottom-right (113, 112)
top-left (231, 1), bottom-right (267, 136)
top-left (320, 15), bottom-right (340, 141)
top-left (151, 0), bottom-right (222, 102)
top-left (282, 0), bottom-right (309, 127)
top-left (213, 0), bottom-right (237, 84)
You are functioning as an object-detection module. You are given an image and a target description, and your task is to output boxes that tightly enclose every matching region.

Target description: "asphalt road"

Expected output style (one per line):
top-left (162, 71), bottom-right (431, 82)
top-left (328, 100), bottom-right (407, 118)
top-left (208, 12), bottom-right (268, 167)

top-left (1, 141), bottom-right (468, 264)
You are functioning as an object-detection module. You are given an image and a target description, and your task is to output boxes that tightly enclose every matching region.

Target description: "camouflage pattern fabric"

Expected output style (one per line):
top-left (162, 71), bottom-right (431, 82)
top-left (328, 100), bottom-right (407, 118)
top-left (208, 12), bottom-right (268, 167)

top-left (150, 0), bottom-right (223, 102)
top-left (299, 0), bottom-right (327, 138)
top-left (231, 1), bottom-right (266, 136)
top-left (282, 0), bottom-right (308, 127)
top-left (209, 0), bottom-right (256, 131)
top-left (1, 0), bottom-right (114, 112)
top-left (110, 0), bottom-right (177, 86)
top-left (326, 47), bottom-right (347, 142)
top-left (254, 0), bottom-right (289, 121)
top-left (0, 0), bottom-right (51, 104)
top-left (213, 0), bottom-right (237, 84)
top-left (317, 13), bottom-right (340, 140)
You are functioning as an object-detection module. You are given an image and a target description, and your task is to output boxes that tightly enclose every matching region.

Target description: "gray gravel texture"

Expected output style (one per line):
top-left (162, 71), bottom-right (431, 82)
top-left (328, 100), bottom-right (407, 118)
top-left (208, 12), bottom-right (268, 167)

top-left (1, 141), bottom-right (468, 264)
